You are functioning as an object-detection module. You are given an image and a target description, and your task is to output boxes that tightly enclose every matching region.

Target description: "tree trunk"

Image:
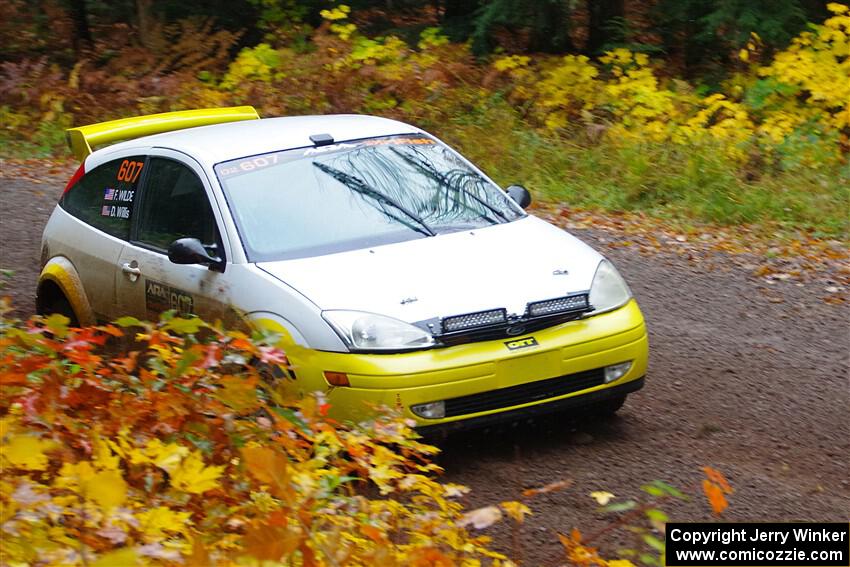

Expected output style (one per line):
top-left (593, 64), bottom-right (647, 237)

top-left (531, 0), bottom-right (575, 53)
top-left (136, 0), bottom-right (153, 47)
top-left (68, 0), bottom-right (92, 52)
top-left (586, 0), bottom-right (624, 54)
top-left (442, 0), bottom-right (480, 23)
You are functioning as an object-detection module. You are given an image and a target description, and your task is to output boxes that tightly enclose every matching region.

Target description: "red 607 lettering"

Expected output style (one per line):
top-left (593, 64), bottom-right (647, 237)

top-left (118, 160), bottom-right (144, 183)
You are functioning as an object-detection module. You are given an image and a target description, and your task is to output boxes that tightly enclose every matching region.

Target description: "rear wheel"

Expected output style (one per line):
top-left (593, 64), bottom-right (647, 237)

top-left (36, 282), bottom-right (79, 326)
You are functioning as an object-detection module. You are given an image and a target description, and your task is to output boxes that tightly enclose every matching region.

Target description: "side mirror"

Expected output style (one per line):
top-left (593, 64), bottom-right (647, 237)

top-left (168, 238), bottom-right (224, 272)
top-left (506, 184), bottom-right (532, 209)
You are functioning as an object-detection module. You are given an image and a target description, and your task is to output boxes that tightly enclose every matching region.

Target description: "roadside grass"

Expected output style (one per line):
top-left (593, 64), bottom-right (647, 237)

top-left (4, 110), bottom-right (848, 240)
top-left (437, 108), bottom-right (849, 240)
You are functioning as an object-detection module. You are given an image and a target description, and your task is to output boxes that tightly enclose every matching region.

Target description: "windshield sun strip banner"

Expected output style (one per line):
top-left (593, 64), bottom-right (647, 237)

top-left (215, 136), bottom-right (435, 180)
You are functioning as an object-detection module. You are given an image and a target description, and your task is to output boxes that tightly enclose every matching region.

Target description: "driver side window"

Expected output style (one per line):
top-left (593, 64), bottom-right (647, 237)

top-left (136, 158), bottom-right (220, 251)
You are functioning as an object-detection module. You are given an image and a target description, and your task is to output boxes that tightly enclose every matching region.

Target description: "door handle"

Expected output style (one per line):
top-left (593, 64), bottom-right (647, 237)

top-left (121, 262), bottom-right (141, 282)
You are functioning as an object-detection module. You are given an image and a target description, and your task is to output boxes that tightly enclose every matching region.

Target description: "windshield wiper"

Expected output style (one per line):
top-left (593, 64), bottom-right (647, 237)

top-left (313, 162), bottom-right (436, 237)
top-left (390, 147), bottom-right (510, 223)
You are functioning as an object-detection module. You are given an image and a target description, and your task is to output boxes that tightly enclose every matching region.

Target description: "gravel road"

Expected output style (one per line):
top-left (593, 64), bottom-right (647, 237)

top-left (1, 166), bottom-right (848, 565)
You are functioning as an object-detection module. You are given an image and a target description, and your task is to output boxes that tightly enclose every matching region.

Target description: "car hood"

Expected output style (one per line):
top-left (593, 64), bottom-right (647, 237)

top-left (257, 216), bottom-right (604, 323)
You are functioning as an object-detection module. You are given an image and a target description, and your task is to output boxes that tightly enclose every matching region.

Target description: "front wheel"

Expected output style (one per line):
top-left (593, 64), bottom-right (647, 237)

top-left (590, 394), bottom-right (627, 416)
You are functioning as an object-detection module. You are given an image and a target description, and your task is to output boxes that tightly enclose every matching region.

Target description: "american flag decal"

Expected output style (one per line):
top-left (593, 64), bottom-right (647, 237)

top-left (104, 187), bottom-right (117, 200)
top-left (101, 205), bottom-right (111, 216)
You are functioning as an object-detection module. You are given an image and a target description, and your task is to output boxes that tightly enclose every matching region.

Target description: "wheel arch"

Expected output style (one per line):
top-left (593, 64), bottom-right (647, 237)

top-left (247, 311), bottom-right (310, 349)
top-left (37, 256), bottom-right (96, 326)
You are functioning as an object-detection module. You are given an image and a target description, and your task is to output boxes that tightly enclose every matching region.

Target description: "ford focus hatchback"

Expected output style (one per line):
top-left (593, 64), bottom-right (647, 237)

top-left (37, 107), bottom-right (648, 431)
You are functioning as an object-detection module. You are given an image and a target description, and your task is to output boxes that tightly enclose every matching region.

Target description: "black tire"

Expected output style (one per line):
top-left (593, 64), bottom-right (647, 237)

top-left (590, 394), bottom-right (627, 416)
top-left (44, 294), bottom-right (79, 327)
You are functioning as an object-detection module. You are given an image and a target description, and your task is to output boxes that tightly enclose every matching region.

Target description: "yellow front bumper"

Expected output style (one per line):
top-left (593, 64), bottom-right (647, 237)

top-left (283, 299), bottom-right (648, 428)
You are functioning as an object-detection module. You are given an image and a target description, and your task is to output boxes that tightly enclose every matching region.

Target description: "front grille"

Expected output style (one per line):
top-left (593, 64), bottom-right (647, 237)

top-left (443, 368), bottom-right (605, 417)
top-left (427, 292), bottom-right (594, 347)
top-left (442, 308), bottom-right (507, 333)
top-left (527, 293), bottom-right (590, 317)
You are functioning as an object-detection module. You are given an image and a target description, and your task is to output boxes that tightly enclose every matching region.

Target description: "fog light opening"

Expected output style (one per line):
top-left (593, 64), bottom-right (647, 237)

top-left (411, 400), bottom-right (445, 419)
top-left (323, 371), bottom-right (350, 387)
top-left (604, 361), bottom-right (632, 383)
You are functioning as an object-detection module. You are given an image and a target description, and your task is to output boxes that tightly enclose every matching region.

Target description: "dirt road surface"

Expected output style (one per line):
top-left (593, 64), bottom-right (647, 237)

top-left (2, 165), bottom-right (848, 565)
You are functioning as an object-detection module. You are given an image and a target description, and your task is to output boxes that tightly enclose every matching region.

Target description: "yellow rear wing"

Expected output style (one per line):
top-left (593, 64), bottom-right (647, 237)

top-left (66, 106), bottom-right (260, 161)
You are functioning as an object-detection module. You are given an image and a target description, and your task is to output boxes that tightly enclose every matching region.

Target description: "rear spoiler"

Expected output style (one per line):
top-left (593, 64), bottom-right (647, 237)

top-left (65, 106), bottom-right (260, 161)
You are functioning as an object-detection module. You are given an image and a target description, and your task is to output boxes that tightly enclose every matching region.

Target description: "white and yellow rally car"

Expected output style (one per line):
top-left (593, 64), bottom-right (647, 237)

top-left (37, 107), bottom-right (648, 432)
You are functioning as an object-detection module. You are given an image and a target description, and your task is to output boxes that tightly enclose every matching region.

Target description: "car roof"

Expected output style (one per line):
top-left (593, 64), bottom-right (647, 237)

top-left (89, 114), bottom-right (421, 168)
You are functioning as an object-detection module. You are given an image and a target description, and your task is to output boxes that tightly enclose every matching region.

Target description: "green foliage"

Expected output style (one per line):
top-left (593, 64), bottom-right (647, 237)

top-left (654, 0), bottom-right (810, 77)
top-left (220, 43), bottom-right (283, 90)
top-left (472, 0), bottom-right (575, 54)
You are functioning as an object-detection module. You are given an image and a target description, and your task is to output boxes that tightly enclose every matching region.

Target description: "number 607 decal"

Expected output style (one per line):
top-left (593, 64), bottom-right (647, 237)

top-left (118, 160), bottom-right (144, 183)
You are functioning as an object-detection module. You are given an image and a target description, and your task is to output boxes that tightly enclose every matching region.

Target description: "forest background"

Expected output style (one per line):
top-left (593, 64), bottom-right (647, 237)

top-left (1, 0), bottom-right (848, 237)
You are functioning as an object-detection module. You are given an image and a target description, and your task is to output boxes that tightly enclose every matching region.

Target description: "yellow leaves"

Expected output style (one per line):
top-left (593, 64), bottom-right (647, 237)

top-left (92, 548), bottom-right (138, 567)
top-left (590, 491), bottom-right (615, 506)
top-left (126, 438), bottom-right (189, 471)
top-left (756, 5), bottom-right (850, 141)
top-left (499, 501), bottom-right (531, 523)
top-left (220, 43), bottom-right (283, 91)
top-left (1, 434), bottom-right (56, 471)
top-left (170, 451), bottom-right (224, 494)
top-left (320, 5), bottom-right (356, 41)
top-left (1, 315), bottom-right (515, 567)
top-left (418, 27), bottom-right (449, 50)
top-left (242, 521), bottom-right (303, 561)
top-left (367, 445), bottom-right (405, 494)
top-left (92, 438), bottom-right (120, 471)
top-left (215, 374), bottom-right (260, 412)
top-left (558, 528), bottom-right (609, 567)
top-left (137, 506), bottom-right (192, 540)
top-left (87, 470), bottom-right (127, 510)
top-left (524, 23), bottom-right (847, 161)
top-left (600, 47), bottom-right (637, 68)
top-left (320, 4), bottom-right (351, 21)
top-left (493, 55), bottom-right (530, 73)
top-left (537, 55), bottom-right (600, 127)
top-left (241, 446), bottom-right (292, 499)
top-left (55, 461), bottom-right (127, 510)
top-left (125, 437), bottom-right (223, 494)
top-left (331, 22), bottom-right (357, 41)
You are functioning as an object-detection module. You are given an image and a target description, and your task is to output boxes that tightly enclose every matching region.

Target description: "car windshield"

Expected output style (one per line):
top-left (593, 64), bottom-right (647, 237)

top-left (215, 135), bottom-right (524, 261)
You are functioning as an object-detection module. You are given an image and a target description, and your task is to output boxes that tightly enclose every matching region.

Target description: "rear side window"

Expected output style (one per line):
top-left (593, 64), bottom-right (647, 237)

top-left (62, 156), bottom-right (145, 239)
top-left (135, 158), bottom-right (220, 251)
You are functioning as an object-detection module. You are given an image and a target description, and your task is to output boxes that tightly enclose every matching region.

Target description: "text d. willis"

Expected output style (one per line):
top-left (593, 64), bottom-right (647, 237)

top-left (669, 527), bottom-right (848, 547)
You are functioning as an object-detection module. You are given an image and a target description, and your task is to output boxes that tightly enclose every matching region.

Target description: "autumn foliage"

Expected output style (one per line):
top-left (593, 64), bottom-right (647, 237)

top-left (0, 292), bottom-right (737, 566)
top-left (0, 5), bottom-right (847, 236)
top-left (1, 3), bottom-right (848, 163)
top-left (0, 307), bottom-right (511, 565)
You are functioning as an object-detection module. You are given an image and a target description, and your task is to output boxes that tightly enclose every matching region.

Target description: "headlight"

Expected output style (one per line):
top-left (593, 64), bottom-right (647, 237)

top-left (589, 260), bottom-right (632, 314)
top-left (322, 310), bottom-right (436, 352)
